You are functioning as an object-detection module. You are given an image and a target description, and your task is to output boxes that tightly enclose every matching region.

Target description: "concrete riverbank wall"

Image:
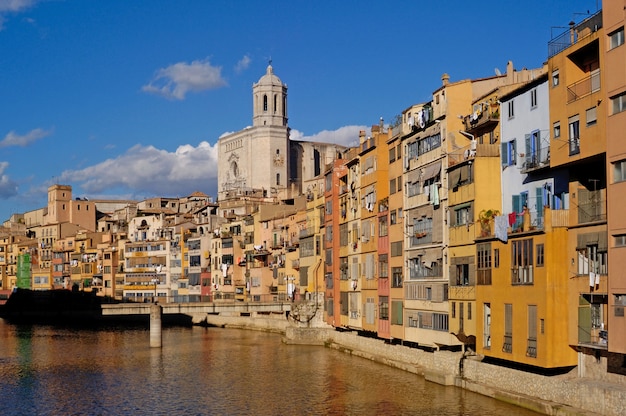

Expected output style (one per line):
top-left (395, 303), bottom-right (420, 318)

top-left (204, 314), bottom-right (622, 416)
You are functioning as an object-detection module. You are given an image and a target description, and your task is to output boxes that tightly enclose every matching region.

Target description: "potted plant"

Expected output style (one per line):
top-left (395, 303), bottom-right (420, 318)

top-left (478, 209), bottom-right (500, 237)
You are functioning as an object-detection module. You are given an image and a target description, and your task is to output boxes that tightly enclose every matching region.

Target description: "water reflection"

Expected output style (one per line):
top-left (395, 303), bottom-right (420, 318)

top-left (0, 321), bottom-right (540, 415)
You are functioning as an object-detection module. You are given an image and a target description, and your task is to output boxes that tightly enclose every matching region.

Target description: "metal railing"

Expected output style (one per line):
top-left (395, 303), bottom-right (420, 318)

top-left (548, 11), bottom-right (602, 58)
top-left (567, 71), bottom-right (601, 103)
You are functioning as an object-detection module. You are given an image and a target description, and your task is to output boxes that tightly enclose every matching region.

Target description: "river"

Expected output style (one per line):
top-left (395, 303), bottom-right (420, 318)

top-left (0, 320), bottom-right (541, 415)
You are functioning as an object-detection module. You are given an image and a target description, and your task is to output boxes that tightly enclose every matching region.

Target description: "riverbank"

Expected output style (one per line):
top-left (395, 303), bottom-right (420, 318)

top-left (204, 313), bottom-right (621, 416)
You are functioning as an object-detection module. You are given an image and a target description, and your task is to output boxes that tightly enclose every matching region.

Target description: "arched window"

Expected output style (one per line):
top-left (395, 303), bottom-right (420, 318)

top-left (263, 95), bottom-right (268, 112)
top-left (276, 173), bottom-right (280, 185)
top-left (274, 94), bottom-right (277, 112)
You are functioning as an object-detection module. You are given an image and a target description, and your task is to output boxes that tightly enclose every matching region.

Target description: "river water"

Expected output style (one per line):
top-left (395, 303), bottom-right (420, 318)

top-left (0, 320), bottom-right (540, 416)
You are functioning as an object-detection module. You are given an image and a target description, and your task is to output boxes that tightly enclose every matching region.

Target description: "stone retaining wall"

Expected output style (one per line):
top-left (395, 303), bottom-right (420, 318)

top-left (203, 314), bottom-right (621, 416)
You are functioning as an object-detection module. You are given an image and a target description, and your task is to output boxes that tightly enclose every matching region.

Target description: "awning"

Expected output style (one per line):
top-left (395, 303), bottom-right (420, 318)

top-left (422, 161), bottom-right (441, 182)
top-left (449, 168), bottom-right (461, 187)
top-left (577, 231), bottom-right (608, 251)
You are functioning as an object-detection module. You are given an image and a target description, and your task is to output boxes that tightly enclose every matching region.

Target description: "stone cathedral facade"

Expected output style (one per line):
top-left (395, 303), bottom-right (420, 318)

top-left (217, 64), bottom-right (344, 204)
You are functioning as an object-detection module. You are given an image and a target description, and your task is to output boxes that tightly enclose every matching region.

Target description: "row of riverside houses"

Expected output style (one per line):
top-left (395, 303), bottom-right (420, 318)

top-left (1, 5), bottom-right (626, 383)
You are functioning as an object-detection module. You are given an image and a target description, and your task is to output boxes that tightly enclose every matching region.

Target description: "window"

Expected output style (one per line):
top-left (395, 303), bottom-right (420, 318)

top-left (512, 238), bottom-right (534, 284)
top-left (501, 140), bottom-right (516, 167)
top-left (508, 100), bottom-right (515, 118)
top-left (276, 173), bottom-right (280, 185)
top-left (527, 305), bottom-right (537, 358)
top-left (452, 204), bottom-right (472, 227)
top-left (611, 92), bottom-right (626, 115)
top-left (455, 264), bottom-right (469, 286)
top-left (494, 248), bottom-right (500, 268)
top-left (391, 241), bottom-right (403, 257)
top-left (614, 160), bottom-right (626, 183)
top-left (390, 210), bottom-right (397, 225)
top-left (378, 254), bottom-right (388, 278)
top-left (610, 27), bottom-right (625, 49)
top-left (468, 302), bottom-right (472, 320)
top-left (530, 88), bottom-right (537, 108)
top-left (536, 243), bottom-right (544, 267)
top-left (390, 178), bottom-right (396, 194)
top-left (615, 234), bottom-right (626, 247)
top-left (586, 106), bottom-right (597, 126)
top-left (379, 296), bottom-right (389, 320)
top-left (392, 267), bottom-right (402, 288)
top-left (553, 121), bottom-right (561, 139)
top-left (378, 216), bottom-right (388, 237)
top-left (577, 244), bottom-right (608, 276)
top-left (477, 243), bottom-right (492, 285)
top-left (552, 69), bottom-right (559, 87)
top-left (484, 303), bottom-right (491, 348)
top-left (391, 300), bottom-right (403, 325)
top-left (340, 292), bottom-right (348, 316)
top-left (263, 94), bottom-right (268, 111)
top-left (451, 301), bottom-right (456, 318)
top-left (568, 115), bottom-right (580, 155)
top-left (325, 297), bottom-right (334, 315)
top-left (339, 223), bottom-right (348, 246)
top-left (503, 303), bottom-right (513, 353)
top-left (389, 146), bottom-right (396, 163)
top-left (396, 144), bottom-right (402, 159)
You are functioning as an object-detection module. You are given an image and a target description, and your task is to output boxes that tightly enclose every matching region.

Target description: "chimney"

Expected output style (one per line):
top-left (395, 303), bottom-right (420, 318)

top-left (359, 130), bottom-right (366, 145)
top-left (441, 73), bottom-right (450, 86)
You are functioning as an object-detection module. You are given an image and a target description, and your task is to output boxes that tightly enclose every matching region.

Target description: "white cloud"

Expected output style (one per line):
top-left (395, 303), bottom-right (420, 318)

top-left (0, 128), bottom-right (51, 148)
top-left (290, 125), bottom-right (366, 148)
top-left (0, 161), bottom-right (18, 198)
top-left (0, 0), bottom-right (36, 30)
top-left (59, 141), bottom-right (219, 197)
top-left (234, 55), bottom-right (251, 73)
top-left (142, 59), bottom-right (227, 100)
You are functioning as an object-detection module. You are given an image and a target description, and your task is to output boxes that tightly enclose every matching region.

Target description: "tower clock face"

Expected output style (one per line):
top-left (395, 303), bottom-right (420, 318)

top-left (273, 154), bottom-right (285, 167)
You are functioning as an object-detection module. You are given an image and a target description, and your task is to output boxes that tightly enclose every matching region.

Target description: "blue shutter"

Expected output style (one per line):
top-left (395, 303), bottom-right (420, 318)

top-left (510, 140), bottom-right (517, 166)
top-left (535, 187), bottom-right (543, 219)
top-left (501, 142), bottom-right (508, 167)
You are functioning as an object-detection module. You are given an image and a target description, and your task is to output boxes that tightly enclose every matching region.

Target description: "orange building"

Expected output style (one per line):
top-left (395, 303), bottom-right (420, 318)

top-left (547, 11), bottom-right (609, 357)
top-left (604, 0), bottom-right (626, 357)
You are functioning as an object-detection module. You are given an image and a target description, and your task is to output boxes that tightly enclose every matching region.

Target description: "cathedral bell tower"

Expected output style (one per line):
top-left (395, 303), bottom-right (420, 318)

top-left (253, 63), bottom-right (288, 127)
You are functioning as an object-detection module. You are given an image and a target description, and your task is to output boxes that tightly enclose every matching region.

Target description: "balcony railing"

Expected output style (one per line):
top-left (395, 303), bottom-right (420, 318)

top-left (521, 144), bottom-right (550, 173)
top-left (567, 71), bottom-right (601, 103)
top-left (463, 104), bottom-right (500, 135)
top-left (548, 11), bottom-right (602, 58)
top-left (502, 335), bottom-right (513, 353)
top-left (526, 338), bottom-right (537, 358)
top-left (578, 198), bottom-right (606, 223)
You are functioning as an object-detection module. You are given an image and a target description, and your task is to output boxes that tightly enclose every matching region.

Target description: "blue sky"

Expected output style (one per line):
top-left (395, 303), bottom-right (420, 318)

top-left (0, 0), bottom-right (600, 221)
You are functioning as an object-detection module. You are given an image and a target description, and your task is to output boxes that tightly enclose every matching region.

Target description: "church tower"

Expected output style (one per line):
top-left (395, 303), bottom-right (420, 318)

top-left (253, 63), bottom-right (288, 127)
top-left (217, 64), bottom-right (291, 203)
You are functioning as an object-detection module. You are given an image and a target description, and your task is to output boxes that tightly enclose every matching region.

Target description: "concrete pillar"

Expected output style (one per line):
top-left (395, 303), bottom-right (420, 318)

top-left (150, 303), bottom-right (163, 348)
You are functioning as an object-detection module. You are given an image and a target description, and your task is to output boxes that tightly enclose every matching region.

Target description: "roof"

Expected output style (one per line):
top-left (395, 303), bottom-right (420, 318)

top-left (256, 64), bottom-right (283, 86)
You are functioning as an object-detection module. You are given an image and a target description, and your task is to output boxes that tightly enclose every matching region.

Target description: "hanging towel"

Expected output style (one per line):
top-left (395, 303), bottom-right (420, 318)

top-left (495, 215), bottom-right (508, 243)
top-left (508, 212), bottom-right (517, 226)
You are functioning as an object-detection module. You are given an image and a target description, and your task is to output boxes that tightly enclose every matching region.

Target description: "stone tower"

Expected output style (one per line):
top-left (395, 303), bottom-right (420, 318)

top-left (217, 64), bottom-right (291, 201)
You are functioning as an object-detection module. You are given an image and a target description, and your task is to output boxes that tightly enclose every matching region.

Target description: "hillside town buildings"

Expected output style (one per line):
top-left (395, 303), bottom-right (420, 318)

top-left (2, 4), bottom-right (626, 388)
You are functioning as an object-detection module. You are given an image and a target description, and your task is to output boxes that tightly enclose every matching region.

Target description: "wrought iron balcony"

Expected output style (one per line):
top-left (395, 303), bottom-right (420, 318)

top-left (521, 145), bottom-right (550, 173)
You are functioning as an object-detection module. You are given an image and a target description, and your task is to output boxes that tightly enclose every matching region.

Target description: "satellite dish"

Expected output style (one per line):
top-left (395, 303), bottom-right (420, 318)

top-left (495, 68), bottom-right (502, 76)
